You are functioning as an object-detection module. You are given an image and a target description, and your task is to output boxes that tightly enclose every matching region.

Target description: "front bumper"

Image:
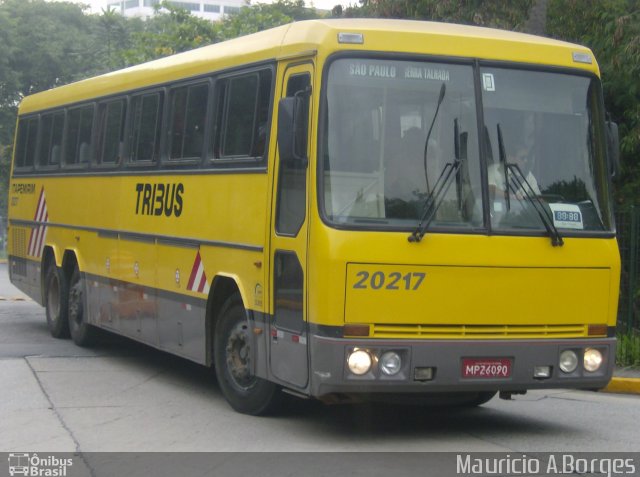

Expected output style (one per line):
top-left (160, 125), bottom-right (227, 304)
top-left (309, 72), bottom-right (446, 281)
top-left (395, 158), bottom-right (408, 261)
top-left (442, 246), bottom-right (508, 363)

top-left (308, 335), bottom-right (615, 398)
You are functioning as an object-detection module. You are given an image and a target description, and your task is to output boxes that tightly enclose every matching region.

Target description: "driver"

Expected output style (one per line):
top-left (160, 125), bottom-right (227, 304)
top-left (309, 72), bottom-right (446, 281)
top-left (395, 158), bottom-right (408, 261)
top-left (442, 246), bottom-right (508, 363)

top-left (488, 146), bottom-right (541, 200)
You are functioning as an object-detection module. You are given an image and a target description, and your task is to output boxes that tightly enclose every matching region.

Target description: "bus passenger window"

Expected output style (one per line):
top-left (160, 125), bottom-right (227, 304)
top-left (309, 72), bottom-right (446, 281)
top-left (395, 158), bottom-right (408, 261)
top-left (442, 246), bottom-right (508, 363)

top-left (130, 92), bottom-right (163, 163)
top-left (213, 68), bottom-right (272, 160)
top-left (38, 111), bottom-right (64, 168)
top-left (221, 74), bottom-right (257, 157)
top-left (97, 100), bottom-right (126, 165)
top-left (64, 105), bottom-right (93, 166)
top-left (14, 117), bottom-right (38, 170)
top-left (169, 82), bottom-right (209, 160)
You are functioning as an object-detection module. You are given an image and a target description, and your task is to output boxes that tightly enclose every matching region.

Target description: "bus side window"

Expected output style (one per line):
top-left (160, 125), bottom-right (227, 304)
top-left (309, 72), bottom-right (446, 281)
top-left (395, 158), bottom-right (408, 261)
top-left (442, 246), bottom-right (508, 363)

top-left (37, 111), bottom-right (64, 168)
top-left (14, 117), bottom-right (39, 171)
top-left (212, 68), bottom-right (272, 161)
top-left (168, 82), bottom-right (209, 161)
top-left (97, 99), bottom-right (126, 166)
top-left (130, 92), bottom-right (163, 164)
top-left (63, 105), bottom-right (93, 166)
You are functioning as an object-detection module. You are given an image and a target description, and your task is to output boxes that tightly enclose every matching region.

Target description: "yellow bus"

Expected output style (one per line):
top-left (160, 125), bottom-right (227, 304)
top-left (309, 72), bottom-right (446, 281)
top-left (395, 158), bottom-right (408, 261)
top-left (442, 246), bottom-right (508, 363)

top-left (7, 19), bottom-right (620, 414)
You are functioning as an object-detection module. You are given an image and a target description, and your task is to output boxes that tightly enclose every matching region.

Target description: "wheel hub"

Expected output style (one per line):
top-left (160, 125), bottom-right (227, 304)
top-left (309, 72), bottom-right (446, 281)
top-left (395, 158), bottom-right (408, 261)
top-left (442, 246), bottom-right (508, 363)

top-left (226, 324), bottom-right (252, 386)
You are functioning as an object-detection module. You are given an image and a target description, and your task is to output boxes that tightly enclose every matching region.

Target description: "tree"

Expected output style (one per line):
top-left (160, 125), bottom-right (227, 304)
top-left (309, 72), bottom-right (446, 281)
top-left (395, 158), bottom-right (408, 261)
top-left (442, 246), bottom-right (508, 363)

top-left (547, 0), bottom-right (640, 204)
top-left (215, 2), bottom-right (294, 41)
top-left (340, 0), bottom-right (532, 30)
top-left (120, 1), bottom-right (220, 64)
top-left (90, 7), bottom-right (143, 72)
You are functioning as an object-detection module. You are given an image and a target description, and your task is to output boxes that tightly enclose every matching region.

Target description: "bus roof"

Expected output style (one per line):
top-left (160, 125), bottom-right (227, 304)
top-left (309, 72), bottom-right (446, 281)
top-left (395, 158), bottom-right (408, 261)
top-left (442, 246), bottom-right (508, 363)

top-left (19, 18), bottom-right (598, 114)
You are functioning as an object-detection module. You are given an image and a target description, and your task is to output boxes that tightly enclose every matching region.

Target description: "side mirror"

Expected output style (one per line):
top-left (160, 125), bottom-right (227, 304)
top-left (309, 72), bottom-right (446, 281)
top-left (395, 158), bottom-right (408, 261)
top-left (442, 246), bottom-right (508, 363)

top-left (606, 120), bottom-right (621, 178)
top-left (277, 96), bottom-right (308, 167)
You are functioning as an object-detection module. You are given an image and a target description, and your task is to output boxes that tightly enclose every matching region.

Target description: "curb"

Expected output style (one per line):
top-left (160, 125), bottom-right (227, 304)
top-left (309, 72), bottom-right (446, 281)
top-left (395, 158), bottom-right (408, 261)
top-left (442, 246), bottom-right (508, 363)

top-left (604, 377), bottom-right (640, 395)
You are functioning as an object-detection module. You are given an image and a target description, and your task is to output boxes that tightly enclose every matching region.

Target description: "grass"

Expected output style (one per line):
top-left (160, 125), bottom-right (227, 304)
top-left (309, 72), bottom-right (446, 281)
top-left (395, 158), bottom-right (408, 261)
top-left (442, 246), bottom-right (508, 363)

top-left (616, 331), bottom-right (640, 367)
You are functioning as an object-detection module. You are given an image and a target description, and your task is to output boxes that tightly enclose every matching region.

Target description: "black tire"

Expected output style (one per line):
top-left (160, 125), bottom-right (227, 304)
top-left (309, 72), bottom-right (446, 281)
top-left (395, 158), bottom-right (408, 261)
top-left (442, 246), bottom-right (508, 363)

top-left (68, 266), bottom-right (97, 347)
top-left (44, 263), bottom-right (70, 339)
top-left (214, 294), bottom-right (282, 415)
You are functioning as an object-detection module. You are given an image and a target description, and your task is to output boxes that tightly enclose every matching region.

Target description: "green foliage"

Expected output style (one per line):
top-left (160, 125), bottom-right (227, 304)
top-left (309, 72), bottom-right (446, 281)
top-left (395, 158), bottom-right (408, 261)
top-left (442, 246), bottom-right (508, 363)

top-left (117, 1), bottom-right (319, 64)
top-left (341, 0), bottom-right (533, 30)
top-left (215, 2), bottom-right (293, 42)
top-left (120, 1), bottom-right (220, 64)
top-left (617, 331), bottom-right (640, 367)
top-left (91, 7), bottom-right (143, 72)
top-left (547, 0), bottom-right (640, 206)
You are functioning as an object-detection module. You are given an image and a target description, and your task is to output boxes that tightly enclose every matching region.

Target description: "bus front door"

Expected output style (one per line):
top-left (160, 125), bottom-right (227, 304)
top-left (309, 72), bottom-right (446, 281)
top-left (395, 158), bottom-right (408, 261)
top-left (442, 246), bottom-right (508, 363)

top-left (268, 62), bottom-right (313, 389)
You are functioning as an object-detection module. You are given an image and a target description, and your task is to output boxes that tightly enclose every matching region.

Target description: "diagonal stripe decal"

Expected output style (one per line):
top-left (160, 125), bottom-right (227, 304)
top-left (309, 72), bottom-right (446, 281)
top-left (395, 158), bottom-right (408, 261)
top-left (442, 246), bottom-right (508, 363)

top-left (28, 187), bottom-right (48, 258)
top-left (187, 251), bottom-right (210, 294)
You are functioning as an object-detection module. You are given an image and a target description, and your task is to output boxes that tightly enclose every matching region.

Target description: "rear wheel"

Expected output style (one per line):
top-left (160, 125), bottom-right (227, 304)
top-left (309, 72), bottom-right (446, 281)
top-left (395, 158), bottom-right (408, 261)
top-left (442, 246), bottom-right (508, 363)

top-left (214, 294), bottom-right (282, 415)
top-left (68, 266), bottom-right (97, 347)
top-left (44, 263), bottom-right (69, 339)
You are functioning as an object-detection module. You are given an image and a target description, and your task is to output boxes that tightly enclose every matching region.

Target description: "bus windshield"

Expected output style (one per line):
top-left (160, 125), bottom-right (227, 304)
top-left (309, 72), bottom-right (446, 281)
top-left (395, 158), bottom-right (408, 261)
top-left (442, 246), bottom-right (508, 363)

top-left (321, 58), bottom-right (613, 234)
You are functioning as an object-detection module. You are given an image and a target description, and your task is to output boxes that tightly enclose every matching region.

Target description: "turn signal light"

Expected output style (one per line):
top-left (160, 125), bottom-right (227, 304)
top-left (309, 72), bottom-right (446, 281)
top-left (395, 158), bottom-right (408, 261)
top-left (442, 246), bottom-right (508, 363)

top-left (344, 324), bottom-right (370, 337)
top-left (588, 324), bottom-right (608, 336)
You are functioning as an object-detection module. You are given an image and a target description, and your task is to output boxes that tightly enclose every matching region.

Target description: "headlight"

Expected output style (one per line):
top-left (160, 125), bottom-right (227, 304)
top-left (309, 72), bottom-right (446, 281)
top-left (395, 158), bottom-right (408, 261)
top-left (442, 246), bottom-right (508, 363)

top-left (559, 350), bottom-right (578, 373)
top-left (583, 348), bottom-right (603, 372)
top-left (347, 349), bottom-right (372, 375)
top-left (380, 351), bottom-right (402, 376)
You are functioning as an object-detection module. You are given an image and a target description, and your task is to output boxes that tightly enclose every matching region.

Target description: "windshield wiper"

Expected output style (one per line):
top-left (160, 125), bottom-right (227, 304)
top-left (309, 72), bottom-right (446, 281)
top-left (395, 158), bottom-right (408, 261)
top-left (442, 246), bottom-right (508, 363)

top-left (422, 83), bottom-right (447, 193)
top-left (496, 124), bottom-right (511, 211)
top-left (408, 159), bottom-right (462, 243)
top-left (496, 124), bottom-right (564, 247)
top-left (507, 164), bottom-right (564, 246)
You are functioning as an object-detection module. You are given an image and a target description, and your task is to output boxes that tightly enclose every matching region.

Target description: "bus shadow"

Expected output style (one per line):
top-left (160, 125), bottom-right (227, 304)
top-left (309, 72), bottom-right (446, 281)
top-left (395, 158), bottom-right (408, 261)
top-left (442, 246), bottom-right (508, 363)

top-left (70, 330), bottom-right (574, 443)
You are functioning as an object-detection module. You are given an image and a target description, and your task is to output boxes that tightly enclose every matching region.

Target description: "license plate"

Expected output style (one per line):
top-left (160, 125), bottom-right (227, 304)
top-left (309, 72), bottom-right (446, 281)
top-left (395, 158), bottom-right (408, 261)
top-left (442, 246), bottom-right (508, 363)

top-left (462, 358), bottom-right (512, 378)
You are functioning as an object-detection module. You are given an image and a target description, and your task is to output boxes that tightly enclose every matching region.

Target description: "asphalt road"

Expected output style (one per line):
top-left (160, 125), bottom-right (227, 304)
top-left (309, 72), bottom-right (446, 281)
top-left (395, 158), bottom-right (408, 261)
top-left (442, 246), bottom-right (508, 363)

top-left (1, 262), bottom-right (639, 471)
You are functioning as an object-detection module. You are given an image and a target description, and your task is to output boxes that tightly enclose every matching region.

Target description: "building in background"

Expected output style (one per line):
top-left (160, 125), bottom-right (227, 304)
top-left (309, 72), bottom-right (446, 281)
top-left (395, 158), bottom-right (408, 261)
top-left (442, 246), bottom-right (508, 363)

top-left (106, 0), bottom-right (245, 21)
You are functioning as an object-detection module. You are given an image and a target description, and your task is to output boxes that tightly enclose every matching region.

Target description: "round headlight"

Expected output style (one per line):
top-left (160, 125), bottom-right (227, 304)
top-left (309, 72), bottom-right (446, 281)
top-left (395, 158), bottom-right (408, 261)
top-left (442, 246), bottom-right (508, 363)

top-left (380, 351), bottom-right (402, 376)
top-left (583, 348), bottom-right (603, 372)
top-left (559, 350), bottom-right (578, 373)
top-left (348, 349), bottom-right (372, 375)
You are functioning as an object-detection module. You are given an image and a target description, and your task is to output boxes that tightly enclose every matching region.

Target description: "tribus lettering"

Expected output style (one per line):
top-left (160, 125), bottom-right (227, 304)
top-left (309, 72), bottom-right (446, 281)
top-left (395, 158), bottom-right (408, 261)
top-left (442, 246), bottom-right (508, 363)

top-left (135, 183), bottom-right (184, 217)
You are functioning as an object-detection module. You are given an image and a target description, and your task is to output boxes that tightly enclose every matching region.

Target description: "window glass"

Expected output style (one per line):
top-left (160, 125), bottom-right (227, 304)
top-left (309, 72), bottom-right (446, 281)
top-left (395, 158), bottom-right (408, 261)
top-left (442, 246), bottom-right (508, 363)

top-left (14, 119), bottom-right (29, 169)
top-left (64, 105), bottom-right (93, 166)
top-left (24, 118), bottom-right (39, 169)
top-left (222, 74), bottom-right (257, 157)
top-left (173, 1), bottom-right (200, 11)
top-left (169, 83), bottom-right (209, 160)
top-left (481, 68), bottom-right (612, 232)
top-left (322, 59), bottom-right (481, 230)
top-left (130, 92), bottom-right (162, 163)
top-left (276, 73), bottom-right (310, 235)
top-left (38, 111), bottom-right (64, 167)
top-left (213, 69), bottom-right (272, 160)
top-left (98, 100), bottom-right (126, 165)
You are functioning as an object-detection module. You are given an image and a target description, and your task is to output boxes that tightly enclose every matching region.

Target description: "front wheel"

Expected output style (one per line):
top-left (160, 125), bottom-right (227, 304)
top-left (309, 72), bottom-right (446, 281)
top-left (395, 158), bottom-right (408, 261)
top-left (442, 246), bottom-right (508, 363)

top-left (68, 266), bottom-right (97, 347)
top-left (214, 294), bottom-right (282, 415)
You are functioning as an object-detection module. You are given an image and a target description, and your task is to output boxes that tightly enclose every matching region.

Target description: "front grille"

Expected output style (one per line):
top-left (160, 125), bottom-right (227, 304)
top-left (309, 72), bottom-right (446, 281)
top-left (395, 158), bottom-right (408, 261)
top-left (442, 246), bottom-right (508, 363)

top-left (371, 323), bottom-right (588, 339)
